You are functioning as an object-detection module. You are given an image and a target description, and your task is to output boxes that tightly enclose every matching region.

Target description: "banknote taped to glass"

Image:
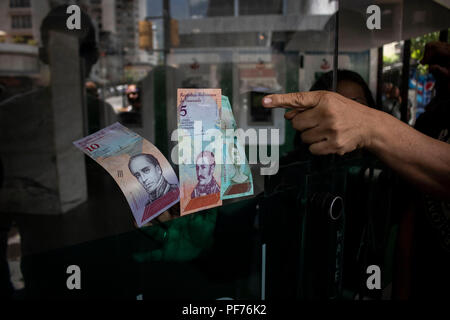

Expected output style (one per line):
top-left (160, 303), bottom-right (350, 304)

top-left (221, 95), bottom-right (254, 199)
top-left (73, 122), bottom-right (180, 227)
top-left (177, 88), bottom-right (223, 215)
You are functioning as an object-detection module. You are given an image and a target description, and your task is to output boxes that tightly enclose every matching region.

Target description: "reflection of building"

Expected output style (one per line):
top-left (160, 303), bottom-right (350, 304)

top-left (85, 0), bottom-right (157, 83)
top-left (81, 0), bottom-right (104, 31)
top-left (98, 0), bottom-right (150, 64)
top-left (0, 0), bottom-right (50, 45)
top-left (176, 0), bottom-right (335, 48)
top-left (164, 0), bottom-right (337, 146)
top-left (0, 43), bottom-right (40, 101)
top-left (0, 1), bottom-right (48, 100)
top-left (0, 43), bottom-right (39, 75)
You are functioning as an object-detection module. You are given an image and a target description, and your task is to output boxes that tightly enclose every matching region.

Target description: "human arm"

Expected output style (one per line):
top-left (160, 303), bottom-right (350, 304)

top-left (262, 91), bottom-right (450, 199)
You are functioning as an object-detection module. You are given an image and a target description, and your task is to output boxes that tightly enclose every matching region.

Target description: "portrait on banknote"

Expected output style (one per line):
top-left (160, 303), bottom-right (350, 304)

top-left (73, 122), bottom-right (180, 227)
top-left (180, 148), bottom-right (222, 215)
top-left (228, 142), bottom-right (249, 184)
top-left (128, 153), bottom-right (179, 210)
top-left (191, 151), bottom-right (220, 198)
top-left (220, 95), bottom-right (254, 199)
top-left (222, 138), bottom-right (252, 197)
top-left (177, 88), bottom-right (223, 215)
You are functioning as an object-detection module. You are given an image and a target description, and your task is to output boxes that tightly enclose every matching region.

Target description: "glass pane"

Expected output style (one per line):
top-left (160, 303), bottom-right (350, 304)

top-left (0, 0), bottom-right (339, 300)
top-left (339, 0), bottom-right (450, 300)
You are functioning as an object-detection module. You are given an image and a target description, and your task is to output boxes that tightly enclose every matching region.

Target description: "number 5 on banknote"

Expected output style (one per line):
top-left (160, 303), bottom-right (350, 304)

top-left (73, 122), bottom-right (180, 227)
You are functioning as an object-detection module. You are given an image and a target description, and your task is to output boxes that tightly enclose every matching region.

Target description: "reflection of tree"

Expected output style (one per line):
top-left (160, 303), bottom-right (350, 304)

top-left (382, 31), bottom-right (444, 74)
top-left (410, 31), bottom-right (441, 75)
top-left (383, 47), bottom-right (401, 65)
top-left (411, 31), bottom-right (440, 61)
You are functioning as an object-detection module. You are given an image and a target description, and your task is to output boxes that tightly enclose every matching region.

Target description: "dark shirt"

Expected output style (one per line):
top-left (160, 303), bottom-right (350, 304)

top-left (412, 95), bottom-right (450, 298)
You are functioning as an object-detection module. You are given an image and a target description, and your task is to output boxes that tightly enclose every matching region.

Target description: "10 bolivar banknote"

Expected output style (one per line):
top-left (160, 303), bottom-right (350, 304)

top-left (73, 122), bottom-right (180, 227)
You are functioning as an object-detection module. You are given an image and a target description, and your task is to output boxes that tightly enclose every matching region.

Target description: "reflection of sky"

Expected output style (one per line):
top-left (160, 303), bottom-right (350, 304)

top-left (146, 0), bottom-right (209, 50)
top-left (147, 0), bottom-right (209, 20)
top-left (147, 0), bottom-right (162, 16)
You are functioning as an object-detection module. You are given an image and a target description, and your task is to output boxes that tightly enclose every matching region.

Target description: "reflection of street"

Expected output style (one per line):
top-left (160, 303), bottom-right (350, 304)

top-left (103, 84), bottom-right (142, 122)
top-left (105, 95), bottom-right (124, 114)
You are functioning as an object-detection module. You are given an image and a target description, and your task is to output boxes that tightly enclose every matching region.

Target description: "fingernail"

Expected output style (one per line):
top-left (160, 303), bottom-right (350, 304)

top-left (263, 97), bottom-right (272, 105)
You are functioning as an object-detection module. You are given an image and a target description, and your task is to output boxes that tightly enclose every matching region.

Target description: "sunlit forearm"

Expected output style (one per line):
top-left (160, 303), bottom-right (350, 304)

top-left (366, 109), bottom-right (450, 199)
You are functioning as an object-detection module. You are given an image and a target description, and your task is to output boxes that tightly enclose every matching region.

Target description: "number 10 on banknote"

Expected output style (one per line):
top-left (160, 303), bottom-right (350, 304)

top-left (73, 122), bottom-right (180, 227)
top-left (177, 88), bottom-right (223, 215)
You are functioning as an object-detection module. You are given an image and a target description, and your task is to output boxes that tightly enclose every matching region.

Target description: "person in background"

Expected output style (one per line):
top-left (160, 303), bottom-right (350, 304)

top-left (118, 84), bottom-right (142, 127)
top-left (126, 84), bottom-right (142, 112)
top-left (0, 5), bottom-right (107, 298)
top-left (381, 82), bottom-right (402, 120)
top-left (0, 155), bottom-right (14, 299)
top-left (262, 41), bottom-right (450, 299)
top-left (409, 41), bottom-right (450, 299)
top-left (280, 69), bottom-right (380, 298)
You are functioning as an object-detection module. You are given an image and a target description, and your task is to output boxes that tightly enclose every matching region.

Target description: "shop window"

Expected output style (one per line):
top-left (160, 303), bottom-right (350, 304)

top-left (9, 0), bottom-right (30, 8)
top-left (239, 0), bottom-right (283, 15)
top-left (11, 15), bottom-right (32, 29)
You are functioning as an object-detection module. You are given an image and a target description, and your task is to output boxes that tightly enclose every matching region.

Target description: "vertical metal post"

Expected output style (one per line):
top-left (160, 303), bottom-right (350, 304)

top-left (331, 8), bottom-right (339, 164)
top-left (163, 0), bottom-right (171, 65)
top-left (400, 39), bottom-right (411, 123)
top-left (376, 46), bottom-right (384, 109)
top-left (261, 243), bottom-right (266, 300)
top-left (332, 10), bottom-right (339, 93)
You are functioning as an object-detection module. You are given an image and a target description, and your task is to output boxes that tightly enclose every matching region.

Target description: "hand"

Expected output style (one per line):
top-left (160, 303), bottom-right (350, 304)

top-left (262, 91), bottom-right (377, 156)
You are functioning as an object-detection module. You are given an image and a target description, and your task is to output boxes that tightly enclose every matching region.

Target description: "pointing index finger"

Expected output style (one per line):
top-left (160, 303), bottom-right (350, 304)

top-left (262, 91), bottom-right (324, 110)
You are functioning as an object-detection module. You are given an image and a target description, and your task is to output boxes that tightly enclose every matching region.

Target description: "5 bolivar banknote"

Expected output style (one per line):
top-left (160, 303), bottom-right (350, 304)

top-left (73, 89), bottom-right (253, 227)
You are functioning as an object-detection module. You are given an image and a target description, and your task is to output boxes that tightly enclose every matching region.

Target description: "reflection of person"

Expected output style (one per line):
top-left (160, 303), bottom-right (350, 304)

top-left (126, 84), bottom-right (141, 110)
top-left (191, 151), bottom-right (220, 198)
top-left (119, 84), bottom-right (141, 112)
top-left (228, 143), bottom-right (248, 184)
top-left (118, 84), bottom-right (142, 127)
top-left (0, 156), bottom-right (13, 298)
top-left (0, 5), bottom-right (109, 298)
top-left (381, 82), bottom-right (414, 123)
top-left (128, 154), bottom-right (177, 206)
